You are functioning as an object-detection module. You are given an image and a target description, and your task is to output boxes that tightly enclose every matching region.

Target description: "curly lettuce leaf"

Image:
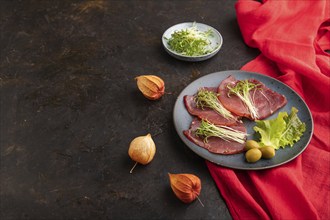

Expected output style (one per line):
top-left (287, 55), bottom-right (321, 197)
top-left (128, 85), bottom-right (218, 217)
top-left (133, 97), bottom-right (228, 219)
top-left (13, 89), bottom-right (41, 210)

top-left (253, 112), bottom-right (287, 149)
top-left (253, 107), bottom-right (306, 149)
top-left (279, 107), bottom-right (306, 147)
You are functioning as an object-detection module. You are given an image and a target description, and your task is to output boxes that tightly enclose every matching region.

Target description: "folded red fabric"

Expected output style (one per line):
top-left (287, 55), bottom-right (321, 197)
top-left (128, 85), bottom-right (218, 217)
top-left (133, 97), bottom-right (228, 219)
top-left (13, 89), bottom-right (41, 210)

top-left (206, 1), bottom-right (330, 219)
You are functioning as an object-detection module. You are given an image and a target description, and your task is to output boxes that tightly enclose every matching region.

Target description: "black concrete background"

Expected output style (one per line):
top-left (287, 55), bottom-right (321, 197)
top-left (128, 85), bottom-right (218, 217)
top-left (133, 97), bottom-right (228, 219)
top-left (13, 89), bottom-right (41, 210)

top-left (0, 0), bottom-right (259, 219)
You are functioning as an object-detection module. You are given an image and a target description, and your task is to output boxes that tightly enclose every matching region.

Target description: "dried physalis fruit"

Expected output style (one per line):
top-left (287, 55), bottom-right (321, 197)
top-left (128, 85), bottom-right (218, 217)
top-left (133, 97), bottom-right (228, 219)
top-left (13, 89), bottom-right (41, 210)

top-left (135, 75), bottom-right (165, 100)
top-left (168, 173), bottom-right (204, 206)
top-left (128, 134), bottom-right (156, 173)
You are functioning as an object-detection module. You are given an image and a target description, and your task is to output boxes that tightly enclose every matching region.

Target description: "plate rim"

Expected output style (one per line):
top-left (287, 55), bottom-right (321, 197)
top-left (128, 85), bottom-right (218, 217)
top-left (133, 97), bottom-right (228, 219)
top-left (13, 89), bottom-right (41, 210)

top-left (173, 70), bottom-right (314, 170)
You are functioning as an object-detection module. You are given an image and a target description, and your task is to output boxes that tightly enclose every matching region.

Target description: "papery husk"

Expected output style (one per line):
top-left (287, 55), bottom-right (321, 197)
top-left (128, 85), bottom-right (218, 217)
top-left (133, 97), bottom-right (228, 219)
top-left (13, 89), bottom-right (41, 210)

top-left (135, 75), bottom-right (165, 100)
top-left (128, 134), bottom-right (156, 165)
top-left (168, 173), bottom-right (202, 204)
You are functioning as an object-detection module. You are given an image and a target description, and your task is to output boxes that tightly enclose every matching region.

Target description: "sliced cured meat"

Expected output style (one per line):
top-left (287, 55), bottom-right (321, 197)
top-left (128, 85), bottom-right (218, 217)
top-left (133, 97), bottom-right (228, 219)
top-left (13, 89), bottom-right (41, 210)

top-left (184, 87), bottom-right (239, 126)
top-left (217, 75), bottom-right (287, 120)
top-left (217, 76), bottom-right (249, 117)
top-left (183, 118), bottom-right (246, 155)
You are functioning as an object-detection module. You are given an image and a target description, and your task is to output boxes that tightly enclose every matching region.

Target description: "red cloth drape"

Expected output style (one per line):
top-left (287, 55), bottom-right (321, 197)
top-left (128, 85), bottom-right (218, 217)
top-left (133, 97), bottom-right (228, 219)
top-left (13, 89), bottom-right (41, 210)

top-left (206, 1), bottom-right (330, 219)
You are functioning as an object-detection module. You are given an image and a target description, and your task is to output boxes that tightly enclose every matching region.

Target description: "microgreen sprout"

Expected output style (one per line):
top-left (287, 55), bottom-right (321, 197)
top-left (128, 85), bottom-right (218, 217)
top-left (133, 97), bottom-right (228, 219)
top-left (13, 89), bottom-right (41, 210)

top-left (165, 22), bottom-right (215, 56)
top-left (194, 89), bottom-right (236, 120)
top-left (195, 120), bottom-right (247, 144)
top-left (227, 80), bottom-right (260, 119)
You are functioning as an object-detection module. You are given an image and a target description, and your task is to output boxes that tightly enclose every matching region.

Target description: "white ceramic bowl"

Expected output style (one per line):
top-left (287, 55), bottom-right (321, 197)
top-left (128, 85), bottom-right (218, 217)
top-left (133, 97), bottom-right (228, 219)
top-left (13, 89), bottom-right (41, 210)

top-left (162, 22), bottom-right (223, 62)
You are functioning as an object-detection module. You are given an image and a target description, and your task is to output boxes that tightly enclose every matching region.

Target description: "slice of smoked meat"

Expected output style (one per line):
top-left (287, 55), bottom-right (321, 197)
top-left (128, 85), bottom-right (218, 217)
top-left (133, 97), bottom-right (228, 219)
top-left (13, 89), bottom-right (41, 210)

top-left (183, 118), bottom-right (246, 155)
top-left (184, 87), bottom-right (239, 126)
top-left (217, 75), bottom-right (287, 120)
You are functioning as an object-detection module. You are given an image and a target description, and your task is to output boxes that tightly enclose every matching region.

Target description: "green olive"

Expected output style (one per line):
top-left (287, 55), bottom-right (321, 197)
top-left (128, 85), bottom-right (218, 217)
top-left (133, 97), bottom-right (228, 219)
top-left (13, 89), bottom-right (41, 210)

top-left (244, 140), bottom-right (260, 151)
top-left (245, 148), bottom-right (262, 163)
top-left (260, 146), bottom-right (276, 159)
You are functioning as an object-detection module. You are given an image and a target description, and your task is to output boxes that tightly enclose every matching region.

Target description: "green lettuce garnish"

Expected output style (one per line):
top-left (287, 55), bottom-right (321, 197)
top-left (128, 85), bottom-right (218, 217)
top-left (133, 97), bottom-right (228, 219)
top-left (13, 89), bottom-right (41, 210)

top-left (253, 107), bottom-right (306, 149)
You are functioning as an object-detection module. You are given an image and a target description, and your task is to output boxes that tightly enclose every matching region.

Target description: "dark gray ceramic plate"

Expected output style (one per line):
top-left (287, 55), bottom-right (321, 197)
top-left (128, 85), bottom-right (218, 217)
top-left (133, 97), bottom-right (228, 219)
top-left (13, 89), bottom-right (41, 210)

top-left (173, 70), bottom-right (313, 170)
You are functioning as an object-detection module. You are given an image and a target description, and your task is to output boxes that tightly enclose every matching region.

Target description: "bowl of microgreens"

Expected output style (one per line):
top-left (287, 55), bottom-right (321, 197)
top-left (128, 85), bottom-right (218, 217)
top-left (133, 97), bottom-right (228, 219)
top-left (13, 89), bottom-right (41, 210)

top-left (162, 22), bottom-right (223, 62)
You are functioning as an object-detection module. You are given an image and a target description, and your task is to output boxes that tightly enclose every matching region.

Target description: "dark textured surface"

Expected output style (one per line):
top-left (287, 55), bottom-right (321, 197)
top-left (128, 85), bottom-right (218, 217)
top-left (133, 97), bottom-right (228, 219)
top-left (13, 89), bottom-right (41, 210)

top-left (0, 1), bottom-right (259, 219)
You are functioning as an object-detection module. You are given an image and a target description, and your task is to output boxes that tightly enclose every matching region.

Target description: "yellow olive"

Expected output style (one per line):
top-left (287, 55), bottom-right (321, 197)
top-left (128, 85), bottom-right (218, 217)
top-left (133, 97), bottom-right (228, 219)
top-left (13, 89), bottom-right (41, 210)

top-left (244, 140), bottom-right (260, 151)
top-left (260, 146), bottom-right (275, 159)
top-left (245, 148), bottom-right (262, 163)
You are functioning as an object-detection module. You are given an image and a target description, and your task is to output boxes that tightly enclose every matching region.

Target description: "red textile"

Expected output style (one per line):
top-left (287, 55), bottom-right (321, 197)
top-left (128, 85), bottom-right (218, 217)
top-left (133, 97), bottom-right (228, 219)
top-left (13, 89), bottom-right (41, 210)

top-left (206, 1), bottom-right (330, 219)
